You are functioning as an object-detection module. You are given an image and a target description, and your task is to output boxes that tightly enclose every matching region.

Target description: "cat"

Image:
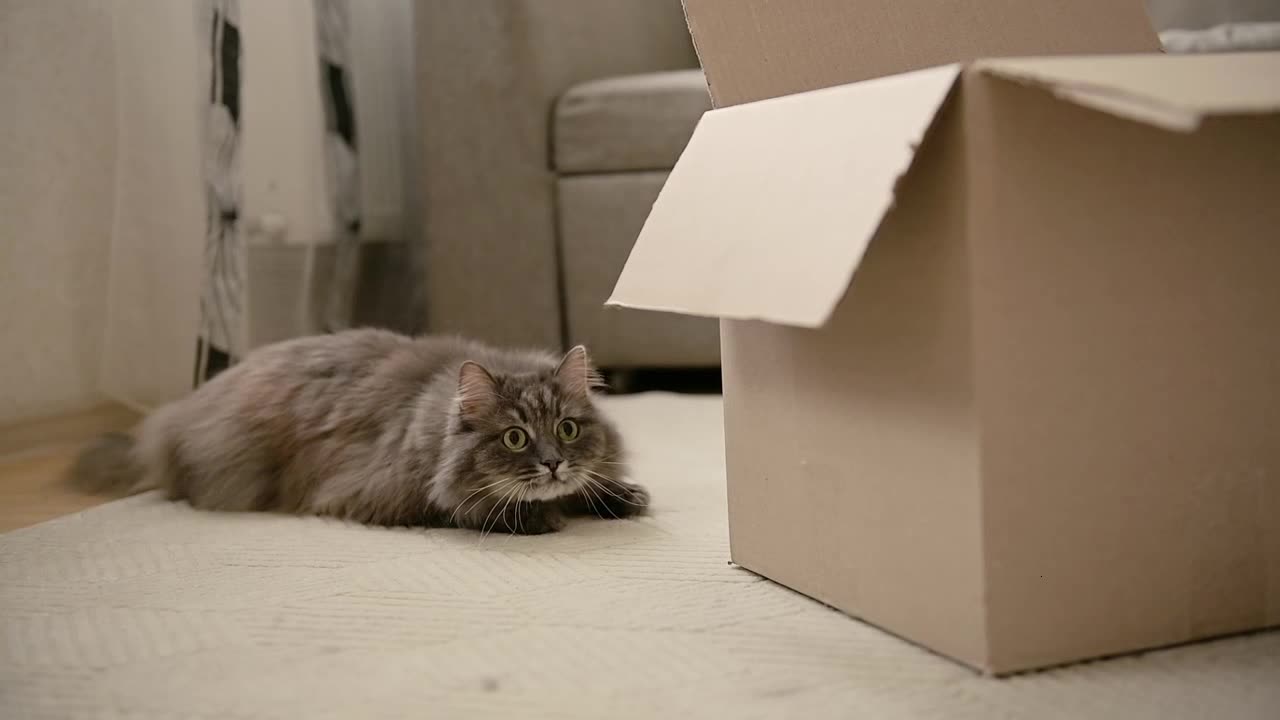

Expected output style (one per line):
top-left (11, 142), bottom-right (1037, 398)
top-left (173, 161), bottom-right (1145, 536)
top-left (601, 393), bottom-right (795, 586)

top-left (68, 329), bottom-right (648, 535)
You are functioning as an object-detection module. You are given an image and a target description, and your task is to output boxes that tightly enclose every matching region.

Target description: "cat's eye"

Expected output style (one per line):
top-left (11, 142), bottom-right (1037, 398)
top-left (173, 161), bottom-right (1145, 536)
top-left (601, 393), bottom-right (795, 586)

top-left (556, 419), bottom-right (580, 443)
top-left (501, 427), bottom-right (529, 451)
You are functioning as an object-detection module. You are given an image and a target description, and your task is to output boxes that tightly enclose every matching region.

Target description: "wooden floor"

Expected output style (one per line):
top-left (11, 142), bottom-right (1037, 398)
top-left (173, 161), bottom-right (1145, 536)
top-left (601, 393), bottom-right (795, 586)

top-left (0, 404), bottom-right (139, 533)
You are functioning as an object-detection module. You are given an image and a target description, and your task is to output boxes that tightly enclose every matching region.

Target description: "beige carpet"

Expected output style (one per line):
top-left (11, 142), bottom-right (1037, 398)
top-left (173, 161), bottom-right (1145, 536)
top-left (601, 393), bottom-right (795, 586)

top-left (2, 394), bottom-right (1278, 719)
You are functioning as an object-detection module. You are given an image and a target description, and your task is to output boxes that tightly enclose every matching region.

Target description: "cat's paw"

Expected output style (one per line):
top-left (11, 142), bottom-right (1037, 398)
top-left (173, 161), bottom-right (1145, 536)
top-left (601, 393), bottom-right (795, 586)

top-left (591, 481), bottom-right (650, 520)
top-left (508, 502), bottom-right (566, 535)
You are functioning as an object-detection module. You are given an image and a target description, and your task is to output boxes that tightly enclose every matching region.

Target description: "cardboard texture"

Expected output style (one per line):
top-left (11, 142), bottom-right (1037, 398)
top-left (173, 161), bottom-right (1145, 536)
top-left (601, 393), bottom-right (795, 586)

top-left (609, 51), bottom-right (1280, 674)
top-left (682, 0), bottom-right (1162, 107)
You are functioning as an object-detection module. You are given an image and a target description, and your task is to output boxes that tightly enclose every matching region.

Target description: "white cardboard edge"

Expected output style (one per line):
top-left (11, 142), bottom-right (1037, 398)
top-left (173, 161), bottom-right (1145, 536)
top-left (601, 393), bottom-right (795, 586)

top-left (605, 64), bottom-right (965, 328)
top-left (975, 63), bottom-right (1204, 133)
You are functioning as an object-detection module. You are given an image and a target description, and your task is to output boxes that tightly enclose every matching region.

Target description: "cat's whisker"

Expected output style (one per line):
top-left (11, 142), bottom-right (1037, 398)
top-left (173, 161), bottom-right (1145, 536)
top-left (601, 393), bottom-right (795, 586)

top-left (583, 473), bottom-right (646, 509)
top-left (477, 484), bottom-right (516, 542)
top-left (579, 470), bottom-right (645, 506)
top-left (515, 485), bottom-right (529, 534)
top-left (453, 477), bottom-right (510, 508)
top-left (578, 476), bottom-right (620, 519)
top-left (482, 492), bottom-right (510, 541)
top-left (586, 479), bottom-right (619, 517)
top-left (575, 478), bottom-right (601, 517)
top-left (501, 486), bottom-right (523, 535)
top-left (575, 478), bottom-right (602, 514)
top-left (579, 467), bottom-right (618, 481)
top-left (497, 485), bottom-right (527, 546)
top-left (466, 476), bottom-right (514, 499)
top-left (507, 485), bottom-right (522, 536)
top-left (450, 478), bottom-right (513, 525)
top-left (581, 468), bottom-right (635, 491)
top-left (485, 483), bottom-right (523, 542)
top-left (589, 483), bottom-right (620, 520)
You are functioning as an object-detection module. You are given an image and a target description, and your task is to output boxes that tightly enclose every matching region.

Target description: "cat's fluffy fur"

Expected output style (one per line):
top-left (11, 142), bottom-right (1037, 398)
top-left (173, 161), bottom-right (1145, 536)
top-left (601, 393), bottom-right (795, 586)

top-left (69, 330), bottom-right (647, 534)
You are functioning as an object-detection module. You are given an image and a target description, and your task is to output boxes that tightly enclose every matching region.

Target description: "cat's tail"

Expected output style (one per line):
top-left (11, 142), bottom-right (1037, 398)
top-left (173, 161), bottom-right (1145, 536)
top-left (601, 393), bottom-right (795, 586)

top-left (66, 432), bottom-right (153, 497)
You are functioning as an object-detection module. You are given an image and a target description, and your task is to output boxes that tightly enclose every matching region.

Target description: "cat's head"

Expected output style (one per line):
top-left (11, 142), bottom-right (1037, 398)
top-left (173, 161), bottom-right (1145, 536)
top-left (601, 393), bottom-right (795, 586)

top-left (448, 346), bottom-right (624, 505)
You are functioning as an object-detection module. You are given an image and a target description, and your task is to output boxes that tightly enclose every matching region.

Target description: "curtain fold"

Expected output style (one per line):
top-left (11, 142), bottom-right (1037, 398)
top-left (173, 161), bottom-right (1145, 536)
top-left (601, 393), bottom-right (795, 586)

top-left (315, 0), bottom-right (362, 335)
top-left (196, 0), bottom-right (244, 383)
top-left (101, 0), bottom-right (383, 410)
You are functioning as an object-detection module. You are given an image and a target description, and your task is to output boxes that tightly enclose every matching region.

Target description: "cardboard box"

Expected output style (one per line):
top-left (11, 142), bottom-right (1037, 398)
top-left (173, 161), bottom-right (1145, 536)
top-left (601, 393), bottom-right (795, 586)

top-left (608, 51), bottom-right (1280, 673)
top-left (683, 0), bottom-right (1162, 106)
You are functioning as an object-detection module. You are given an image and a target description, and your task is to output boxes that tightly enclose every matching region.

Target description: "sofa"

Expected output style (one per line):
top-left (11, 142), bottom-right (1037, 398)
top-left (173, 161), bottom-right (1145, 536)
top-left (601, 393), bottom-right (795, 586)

top-left (411, 0), bottom-right (718, 369)
top-left (409, 1), bottom-right (1280, 371)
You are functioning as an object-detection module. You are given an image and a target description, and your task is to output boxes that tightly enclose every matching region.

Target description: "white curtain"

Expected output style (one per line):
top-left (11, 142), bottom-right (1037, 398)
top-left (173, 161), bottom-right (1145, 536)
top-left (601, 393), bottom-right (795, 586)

top-left (99, 0), bottom-right (411, 411)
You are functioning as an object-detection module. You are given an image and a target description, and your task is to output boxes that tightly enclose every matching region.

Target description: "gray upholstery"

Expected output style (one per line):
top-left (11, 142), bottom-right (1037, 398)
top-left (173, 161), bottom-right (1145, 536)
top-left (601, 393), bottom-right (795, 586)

top-left (1146, 0), bottom-right (1280, 30)
top-left (412, 1), bottom-right (700, 351)
top-left (558, 172), bottom-right (720, 368)
top-left (554, 71), bottom-right (719, 367)
top-left (554, 70), bottom-right (712, 174)
top-left (1150, 0), bottom-right (1280, 52)
top-left (411, 1), bottom-right (718, 367)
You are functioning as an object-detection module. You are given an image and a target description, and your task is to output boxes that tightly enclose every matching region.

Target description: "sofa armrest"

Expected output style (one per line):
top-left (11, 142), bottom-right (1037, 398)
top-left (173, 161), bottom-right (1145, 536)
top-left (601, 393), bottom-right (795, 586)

top-left (412, 0), bottom-right (697, 348)
top-left (1146, 0), bottom-right (1280, 31)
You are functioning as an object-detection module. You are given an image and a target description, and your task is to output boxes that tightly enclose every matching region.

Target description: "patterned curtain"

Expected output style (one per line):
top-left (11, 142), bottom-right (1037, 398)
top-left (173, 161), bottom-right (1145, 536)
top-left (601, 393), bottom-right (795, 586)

top-left (97, 0), bottom-right (395, 410)
top-left (196, 0), bottom-right (243, 384)
top-left (315, 0), bottom-right (362, 334)
top-left (194, 0), bottom-right (361, 386)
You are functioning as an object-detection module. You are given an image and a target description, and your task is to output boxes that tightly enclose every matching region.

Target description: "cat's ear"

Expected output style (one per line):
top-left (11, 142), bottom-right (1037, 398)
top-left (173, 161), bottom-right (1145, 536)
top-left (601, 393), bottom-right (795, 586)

top-left (457, 361), bottom-right (498, 417)
top-left (555, 345), bottom-right (605, 399)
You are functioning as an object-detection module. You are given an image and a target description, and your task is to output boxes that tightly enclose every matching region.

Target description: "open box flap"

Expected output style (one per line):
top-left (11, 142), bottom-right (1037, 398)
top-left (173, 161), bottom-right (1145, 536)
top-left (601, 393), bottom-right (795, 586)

top-left (977, 52), bottom-right (1280, 132)
top-left (607, 64), bottom-right (961, 328)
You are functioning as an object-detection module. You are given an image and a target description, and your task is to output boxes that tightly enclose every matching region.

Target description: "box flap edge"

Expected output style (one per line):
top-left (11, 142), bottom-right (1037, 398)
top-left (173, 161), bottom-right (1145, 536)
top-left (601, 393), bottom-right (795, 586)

top-left (608, 64), bottom-right (964, 328)
top-left (975, 54), bottom-right (1280, 133)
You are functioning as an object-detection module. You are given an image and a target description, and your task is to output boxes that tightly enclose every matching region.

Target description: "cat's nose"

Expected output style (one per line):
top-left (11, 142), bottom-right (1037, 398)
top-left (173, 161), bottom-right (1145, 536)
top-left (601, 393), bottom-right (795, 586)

top-left (541, 459), bottom-right (561, 474)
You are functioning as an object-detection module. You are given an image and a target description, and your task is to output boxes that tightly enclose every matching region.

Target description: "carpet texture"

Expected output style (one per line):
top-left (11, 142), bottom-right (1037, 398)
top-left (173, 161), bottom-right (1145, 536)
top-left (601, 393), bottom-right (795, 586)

top-left (2, 394), bottom-right (1278, 719)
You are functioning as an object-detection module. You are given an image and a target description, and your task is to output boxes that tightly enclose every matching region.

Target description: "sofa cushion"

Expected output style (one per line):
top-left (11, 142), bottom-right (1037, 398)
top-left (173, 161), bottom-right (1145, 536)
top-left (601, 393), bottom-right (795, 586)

top-left (557, 171), bottom-right (720, 367)
top-left (554, 69), bottom-right (711, 174)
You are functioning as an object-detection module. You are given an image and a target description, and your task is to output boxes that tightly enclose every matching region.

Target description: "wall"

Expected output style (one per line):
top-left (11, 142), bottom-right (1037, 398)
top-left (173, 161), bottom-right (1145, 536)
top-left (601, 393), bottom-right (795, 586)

top-left (98, 0), bottom-right (204, 412)
top-left (0, 0), bottom-right (117, 425)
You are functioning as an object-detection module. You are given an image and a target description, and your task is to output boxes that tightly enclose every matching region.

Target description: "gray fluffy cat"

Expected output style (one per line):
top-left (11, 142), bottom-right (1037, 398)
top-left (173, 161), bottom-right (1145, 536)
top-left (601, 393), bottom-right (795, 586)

top-left (70, 330), bottom-right (648, 534)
